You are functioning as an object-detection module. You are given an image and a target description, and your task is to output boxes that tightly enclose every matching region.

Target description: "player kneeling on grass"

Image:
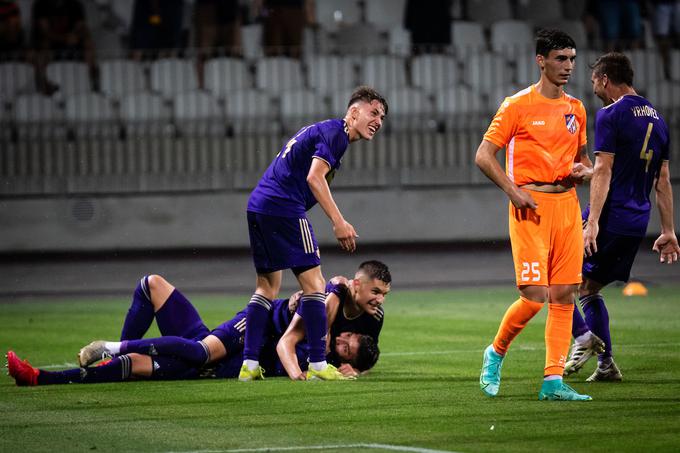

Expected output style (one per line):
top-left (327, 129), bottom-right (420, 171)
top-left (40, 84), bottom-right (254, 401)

top-left (5, 275), bottom-right (378, 386)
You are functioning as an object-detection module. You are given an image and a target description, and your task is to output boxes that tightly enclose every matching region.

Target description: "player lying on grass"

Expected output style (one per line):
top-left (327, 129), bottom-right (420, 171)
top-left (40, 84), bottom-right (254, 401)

top-left (278, 260), bottom-right (391, 379)
top-left (6, 275), bottom-right (379, 386)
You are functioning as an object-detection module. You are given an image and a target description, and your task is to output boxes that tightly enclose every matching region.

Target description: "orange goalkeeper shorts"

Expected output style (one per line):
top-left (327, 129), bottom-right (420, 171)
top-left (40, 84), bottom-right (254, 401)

top-left (508, 188), bottom-right (583, 287)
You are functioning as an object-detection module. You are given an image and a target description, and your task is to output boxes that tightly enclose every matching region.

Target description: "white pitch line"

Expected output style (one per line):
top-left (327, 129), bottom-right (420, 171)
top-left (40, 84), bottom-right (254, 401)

top-left (165, 443), bottom-right (459, 453)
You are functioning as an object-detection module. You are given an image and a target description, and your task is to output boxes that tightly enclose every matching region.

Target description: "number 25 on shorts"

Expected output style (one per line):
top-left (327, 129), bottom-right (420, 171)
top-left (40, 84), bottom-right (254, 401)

top-left (521, 262), bottom-right (541, 282)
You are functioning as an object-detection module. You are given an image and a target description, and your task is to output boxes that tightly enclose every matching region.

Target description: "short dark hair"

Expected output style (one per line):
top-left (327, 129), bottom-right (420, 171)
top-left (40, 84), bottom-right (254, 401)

top-left (347, 86), bottom-right (389, 115)
top-left (358, 260), bottom-right (391, 284)
top-left (535, 28), bottom-right (576, 57)
top-left (354, 334), bottom-right (380, 371)
top-left (591, 52), bottom-right (634, 86)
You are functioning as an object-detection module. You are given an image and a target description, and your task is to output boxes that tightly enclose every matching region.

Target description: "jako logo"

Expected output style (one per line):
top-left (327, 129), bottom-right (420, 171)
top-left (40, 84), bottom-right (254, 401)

top-left (532, 120), bottom-right (545, 125)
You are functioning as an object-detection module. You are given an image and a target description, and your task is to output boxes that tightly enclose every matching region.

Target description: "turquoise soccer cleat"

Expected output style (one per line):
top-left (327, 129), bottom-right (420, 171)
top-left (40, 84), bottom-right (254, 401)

top-left (480, 344), bottom-right (504, 397)
top-left (538, 379), bottom-right (592, 401)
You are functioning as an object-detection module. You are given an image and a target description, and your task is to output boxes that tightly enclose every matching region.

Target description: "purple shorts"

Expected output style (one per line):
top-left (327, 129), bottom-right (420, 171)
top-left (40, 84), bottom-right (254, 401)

top-left (210, 309), bottom-right (246, 354)
top-left (247, 210), bottom-right (321, 274)
top-left (583, 230), bottom-right (644, 285)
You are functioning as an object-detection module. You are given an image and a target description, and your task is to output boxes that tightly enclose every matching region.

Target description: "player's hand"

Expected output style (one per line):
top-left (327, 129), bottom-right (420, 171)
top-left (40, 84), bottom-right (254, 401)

top-left (292, 372), bottom-right (307, 381)
top-left (583, 221), bottom-right (599, 257)
top-left (338, 363), bottom-right (359, 378)
top-left (652, 232), bottom-right (680, 264)
top-left (509, 188), bottom-right (538, 210)
top-left (334, 219), bottom-right (357, 253)
top-left (570, 162), bottom-right (593, 184)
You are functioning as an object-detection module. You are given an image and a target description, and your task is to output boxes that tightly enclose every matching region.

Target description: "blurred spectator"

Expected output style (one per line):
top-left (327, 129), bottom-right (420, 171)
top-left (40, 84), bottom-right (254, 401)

top-left (194, 0), bottom-right (242, 87)
top-left (129, 0), bottom-right (184, 59)
top-left (589, 0), bottom-right (643, 51)
top-left (405, 0), bottom-right (451, 53)
top-left (256, 0), bottom-right (314, 58)
top-left (652, 0), bottom-right (680, 79)
top-left (31, 0), bottom-right (96, 93)
top-left (0, 0), bottom-right (23, 57)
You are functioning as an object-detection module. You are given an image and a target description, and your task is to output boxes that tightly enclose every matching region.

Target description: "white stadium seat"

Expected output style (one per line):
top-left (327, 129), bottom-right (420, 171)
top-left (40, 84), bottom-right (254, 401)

top-left (99, 59), bottom-right (147, 98)
top-left (150, 58), bottom-right (199, 99)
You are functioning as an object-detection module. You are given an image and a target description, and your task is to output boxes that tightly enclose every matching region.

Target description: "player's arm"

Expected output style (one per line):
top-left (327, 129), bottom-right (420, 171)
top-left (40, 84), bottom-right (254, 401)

top-left (474, 139), bottom-right (537, 209)
top-left (652, 161), bottom-right (680, 263)
top-left (307, 158), bottom-right (357, 252)
top-left (584, 152), bottom-right (614, 256)
top-left (571, 145), bottom-right (594, 184)
top-left (276, 314), bottom-right (307, 380)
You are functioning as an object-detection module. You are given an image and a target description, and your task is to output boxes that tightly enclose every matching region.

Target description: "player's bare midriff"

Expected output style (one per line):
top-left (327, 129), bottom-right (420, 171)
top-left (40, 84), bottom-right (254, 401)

top-left (520, 181), bottom-right (574, 193)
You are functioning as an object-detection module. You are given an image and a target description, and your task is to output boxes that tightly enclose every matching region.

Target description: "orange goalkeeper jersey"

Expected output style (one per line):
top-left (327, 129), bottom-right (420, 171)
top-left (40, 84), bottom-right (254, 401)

top-left (483, 85), bottom-right (587, 186)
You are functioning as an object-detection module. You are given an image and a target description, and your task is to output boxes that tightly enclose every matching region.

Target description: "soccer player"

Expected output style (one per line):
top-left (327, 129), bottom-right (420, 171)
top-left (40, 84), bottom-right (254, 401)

top-left (475, 29), bottom-right (594, 401)
top-left (6, 277), bottom-right (378, 386)
top-left (564, 52), bottom-right (679, 382)
top-left (240, 86), bottom-right (388, 381)
top-left (277, 260), bottom-right (391, 379)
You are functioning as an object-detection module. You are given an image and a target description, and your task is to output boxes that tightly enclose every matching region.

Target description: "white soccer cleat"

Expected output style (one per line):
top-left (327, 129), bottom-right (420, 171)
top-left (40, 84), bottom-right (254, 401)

top-left (564, 333), bottom-right (605, 376)
top-left (78, 341), bottom-right (109, 367)
top-left (586, 360), bottom-right (623, 382)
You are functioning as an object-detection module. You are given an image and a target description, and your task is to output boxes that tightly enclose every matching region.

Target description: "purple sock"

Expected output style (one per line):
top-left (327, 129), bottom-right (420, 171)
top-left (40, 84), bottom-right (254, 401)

top-left (120, 277), bottom-right (155, 341)
top-left (243, 294), bottom-right (272, 361)
top-left (581, 294), bottom-right (612, 359)
top-left (300, 292), bottom-right (327, 363)
top-left (571, 303), bottom-right (590, 338)
top-left (37, 356), bottom-right (132, 385)
top-left (121, 336), bottom-right (209, 365)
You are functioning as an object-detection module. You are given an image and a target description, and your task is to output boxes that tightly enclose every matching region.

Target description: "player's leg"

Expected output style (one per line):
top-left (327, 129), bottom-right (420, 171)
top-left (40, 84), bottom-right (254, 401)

top-left (120, 275), bottom-right (156, 340)
top-left (240, 270), bottom-right (281, 380)
top-left (539, 191), bottom-right (590, 400)
top-left (481, 202), bottom-right (547, 396)
top-left (564, 277), bottom-right (606, 376)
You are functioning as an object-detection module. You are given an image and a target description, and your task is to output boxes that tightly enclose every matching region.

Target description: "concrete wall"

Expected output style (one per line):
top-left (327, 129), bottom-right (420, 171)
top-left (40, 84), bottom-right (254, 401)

top-left (2, 184), bottom-right (679, 252)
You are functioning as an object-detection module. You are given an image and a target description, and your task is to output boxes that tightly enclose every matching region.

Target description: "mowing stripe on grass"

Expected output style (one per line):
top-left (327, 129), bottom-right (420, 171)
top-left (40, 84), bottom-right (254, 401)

top-left (166, 443), bottom-right (458, 453)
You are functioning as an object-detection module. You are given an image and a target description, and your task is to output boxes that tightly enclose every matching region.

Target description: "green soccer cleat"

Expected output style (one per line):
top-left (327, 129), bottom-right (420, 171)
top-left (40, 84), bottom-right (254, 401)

top-left (564, 333), bottom-right (605, 376)
top-left (480, 344), bottom-right (504, 397)
top-left (538, 379), bottom-right (592, 401)
top-left (78, 341), bottom-right (109, 367)
top-left (306, 363), bottom-right (355, 380)
top-left (238, 364), bottom-right (265, 381)
top-left (586, 360), bottom-right (623, 382)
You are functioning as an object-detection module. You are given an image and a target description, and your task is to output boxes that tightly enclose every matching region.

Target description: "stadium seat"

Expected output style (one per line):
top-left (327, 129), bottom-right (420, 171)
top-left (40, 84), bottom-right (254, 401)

top-left (671, 49), bottom-right (680, 82)
top-left (388, 26), bottom-right (412, 57)
top-left (255, 57), bottom-right (304, 95)
top-left (556, 20), bottom-right (588, 50)
top-left (204, 57), bottom-right (251, 97)
top-left (13, 93), bottom-right (65, 139)
top-left (241, 24), bottom-right (264, 60)
top-left (435, 86), bottom-right (486, 129)
top-left (173, 90), bottom-right (224, 136)
top-left (411, 54), bottom-right (460, 91)
top-left (329, 89), bottom-right (353, 115)
top-left (99, 59), bottom-right (147, 99)
top-left (46, 61), bottom-right (92, 96)
top-left (365, 0), bottom-right (406, 31)
top-left (486, 83), bottom-right (525, 112)
top-left (119, 92), bottom-right (171, 136)
top-left (385, 87), bottom-right (433, 131)
top-left (464, 52), bottom-right (512, 95)
top-left (451, 21), bottom-right (486, 58)
top-left (0, 62), bottom-right (35, 97)
top-left (569, 48), bottom-right (598, 92)
top-left (332, 24), bottom-right (388, 55)
top-left (224, 89), bottom-right (279, 134)
top-left (514, 52), bottom-right (539, 86)
top-left (360, 55), bottom-right (408, 90)
top-left (150, 58), bottom-right (199, 99)
top-left (490, 20), bottom-right (534, 60)
top-left (625, 49), bottom-right (665, 88)
top-left (306, 55), bottom-right (357, 96)
top-left (467, 0), bottom-right (513, 27)
top-left (517, 0), bottom-right (563, 26)
top-left (315, 0), bottom-right (361, 32)
top-left (64, 92), bottom-right (118, 138)
top-left (645, 80), bottom-right (680, 110)
top-left (280, 89), bottom-right (328, 133)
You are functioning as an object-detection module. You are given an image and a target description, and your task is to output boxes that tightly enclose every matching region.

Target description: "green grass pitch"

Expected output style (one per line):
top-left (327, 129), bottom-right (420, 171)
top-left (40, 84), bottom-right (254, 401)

top-left (1, 285), bottom-right (679, 452)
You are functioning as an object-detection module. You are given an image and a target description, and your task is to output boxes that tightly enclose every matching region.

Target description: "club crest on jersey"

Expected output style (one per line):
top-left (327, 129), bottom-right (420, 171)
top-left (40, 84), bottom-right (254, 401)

top-left (565, 114), bottom-right (577, 134)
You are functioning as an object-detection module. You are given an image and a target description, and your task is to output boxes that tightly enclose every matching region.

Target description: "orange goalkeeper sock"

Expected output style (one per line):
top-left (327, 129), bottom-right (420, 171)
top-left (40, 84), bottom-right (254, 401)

top-left (492, 297), bottom-right (544, 356)
top-left (544, 302), bottom-right (574, 376)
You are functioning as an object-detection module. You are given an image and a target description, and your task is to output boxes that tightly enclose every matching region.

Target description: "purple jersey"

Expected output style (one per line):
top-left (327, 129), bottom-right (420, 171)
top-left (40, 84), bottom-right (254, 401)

top-left (592, 95), bottom-right (669, 236)
top-left (326, 281), bottom-right (384, 344)
top-left (247, 119), bottom-right (350, 217)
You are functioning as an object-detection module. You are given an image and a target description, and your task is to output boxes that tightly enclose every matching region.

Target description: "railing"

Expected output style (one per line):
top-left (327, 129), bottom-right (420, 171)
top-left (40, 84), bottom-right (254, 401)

top-left (1, 46), bottom-right (679, 196)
